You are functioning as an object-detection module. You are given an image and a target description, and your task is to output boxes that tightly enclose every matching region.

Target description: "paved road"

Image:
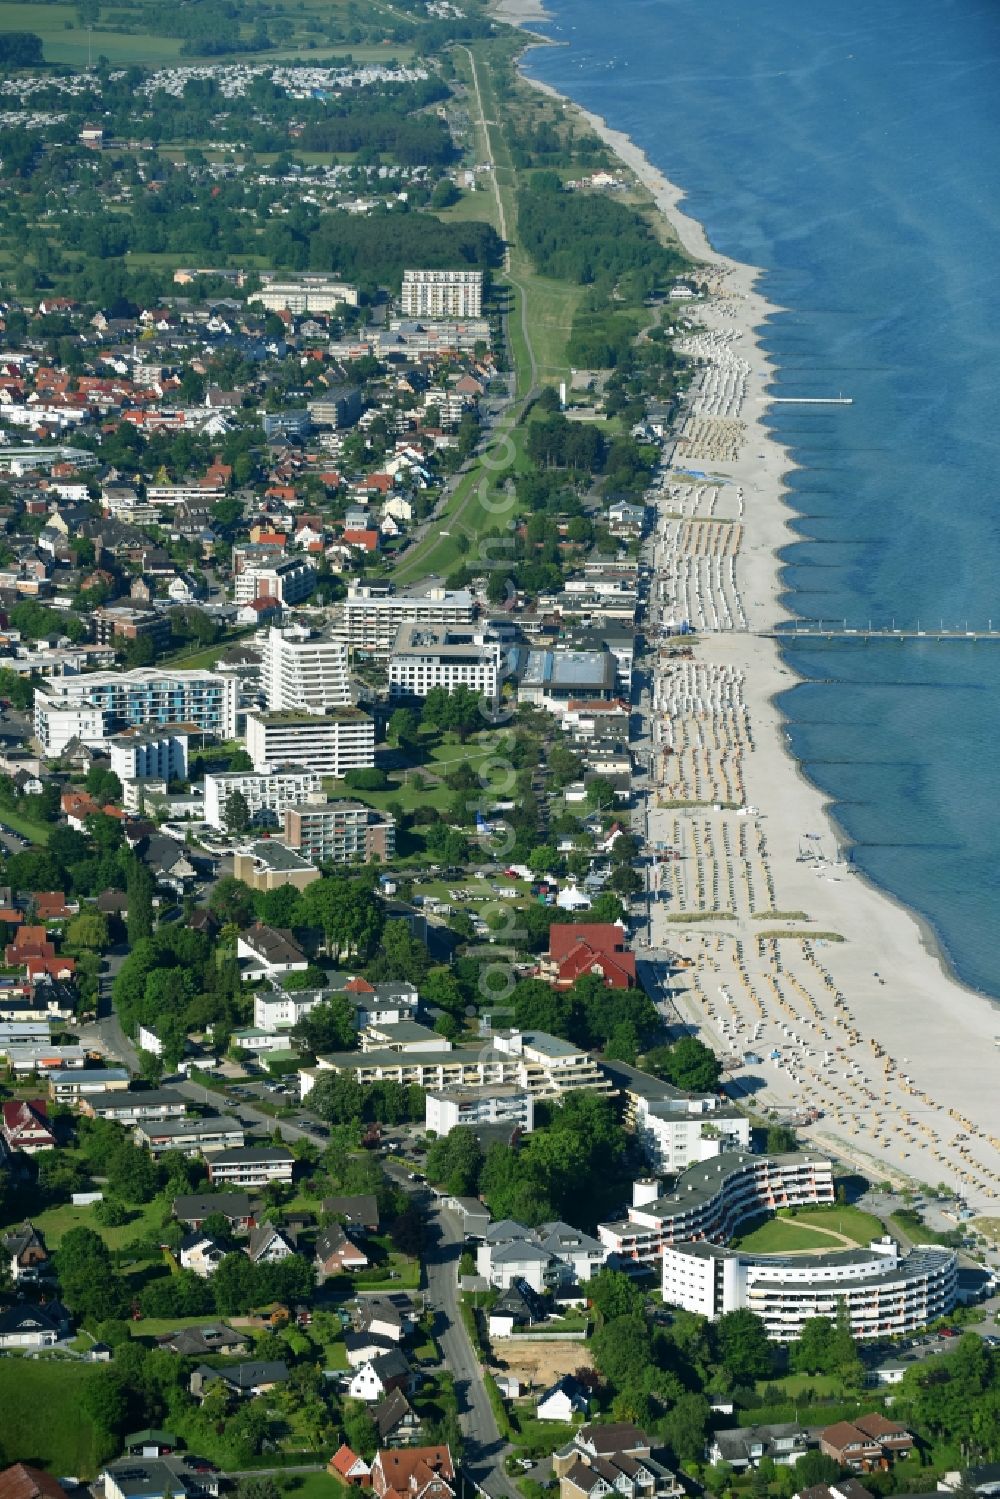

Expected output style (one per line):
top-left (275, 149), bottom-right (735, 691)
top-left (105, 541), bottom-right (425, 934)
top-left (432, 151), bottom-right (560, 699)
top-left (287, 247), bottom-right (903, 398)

top-left (422, 1197), bottom-right (520, 1499)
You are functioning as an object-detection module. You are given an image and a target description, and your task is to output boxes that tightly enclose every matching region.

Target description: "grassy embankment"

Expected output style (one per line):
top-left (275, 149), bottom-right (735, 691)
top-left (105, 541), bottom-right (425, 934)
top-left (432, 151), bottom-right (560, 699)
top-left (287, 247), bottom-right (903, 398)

top-left (733, 1204), bottom-right (885, 1253)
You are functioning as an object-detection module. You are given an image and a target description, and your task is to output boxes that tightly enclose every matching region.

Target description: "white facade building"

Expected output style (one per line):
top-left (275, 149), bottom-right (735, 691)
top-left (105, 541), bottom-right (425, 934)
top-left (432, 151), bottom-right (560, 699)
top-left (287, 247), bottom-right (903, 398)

top-left (203, 767), bottom-right (323, 831)
top-left (245, 707), bottom-right (375, 777)
top-left (425, 1086), bottom-right (535, 1136)
top-left (401, 269), bottom-right (483, 319)
top-left (388, 623), bottom-right (501, 700)
top-left (332, 582), bottom-right (475, 661)
top-left (251, 276), bottom-right (360, 312)
top-left (262, 626), bottom-right (351, 712)
top-left (109, 726), bottom-right (191, 785)
top-left (253, 985), bottom-right (328, 1034)
top-left (234, 557), bottom-right (315, 606)
top-left (660, 1238), bottom-right (958, 1342)
top-left (34, 669), bottom-right (237, 755)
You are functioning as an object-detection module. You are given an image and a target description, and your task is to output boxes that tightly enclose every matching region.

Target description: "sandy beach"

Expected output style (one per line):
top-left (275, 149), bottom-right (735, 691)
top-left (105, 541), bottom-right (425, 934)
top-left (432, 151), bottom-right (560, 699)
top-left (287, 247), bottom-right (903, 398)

top-left (495, 11), bottom-right (1000, 1211)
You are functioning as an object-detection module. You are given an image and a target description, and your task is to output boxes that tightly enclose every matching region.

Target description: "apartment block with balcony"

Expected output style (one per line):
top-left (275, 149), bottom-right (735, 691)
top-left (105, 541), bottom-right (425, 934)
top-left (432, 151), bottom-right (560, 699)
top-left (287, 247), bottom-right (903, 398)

top-left (234, 556), bottom-right (315, 606)
top-left (660, 1238), bottom-right (957, 1342)
top-left (597, 1151), bottom-right (836, 1265)
top-left (400, 269), bottom-right (483, 319)
top-left (109, 724), bottom-right (192, 785)
top-left (204, 767), bottom-right (323, 830)
top-left (424, 1086), bottom-right (536, 1136)
top-left (388, 623), bottom-right (501, 700)
top-left (331, 582), bottom-right (475, 662)
top-left (206, 1146), bottom-right (295, 1188)
top-left (284, 799), bottom-right (395, 865)
top-left (34, 669), bottom-right (237, 755)
top-left (245, 707), bottom-right (375, 777)
top-left (263, 626), bottom-right (352, 712)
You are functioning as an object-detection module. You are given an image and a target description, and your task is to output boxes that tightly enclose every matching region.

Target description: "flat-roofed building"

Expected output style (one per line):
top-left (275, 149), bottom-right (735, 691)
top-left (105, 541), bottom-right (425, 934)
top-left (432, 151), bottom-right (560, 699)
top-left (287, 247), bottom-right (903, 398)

top-left (34, 668), bottom-right (237, 755)
top-left (135, 1115), bottom-right (245, 1156)
top-left (661, 1238), bottom-right (958, 1341)
top-left (109, 724), bottom-right (192, 784)
top-left (388, 622), bottom-right (501, 700)
top-left (78, 1087), bottom-right (188, 1124)
top-left (233, 840), bottom-right (321, 892)
top-left (598, 1152), bottom-right (836, 1266)
top-left (245, 707), bottom-right (375, 777)
top-left (233, 557), bottom-right (315, 606)
top-left (518, 649), bottom-right (618, 713)
top-left (400, 269), bottom-right (483, 319)
top-left (251, 276), bottom-right (360, 312)
top-left (331, 582), bottom-right (475, 662)
top-left (283, 799), bottom-right (395, 864)
top-left (204, 767), bottom-right (322, 831)
top-left (207, 1145), bottom-right (295, 1188)
top-left (262, 626), bottom-right (351, 713)
top-left (425, 1086), bottom-right (535, 1136)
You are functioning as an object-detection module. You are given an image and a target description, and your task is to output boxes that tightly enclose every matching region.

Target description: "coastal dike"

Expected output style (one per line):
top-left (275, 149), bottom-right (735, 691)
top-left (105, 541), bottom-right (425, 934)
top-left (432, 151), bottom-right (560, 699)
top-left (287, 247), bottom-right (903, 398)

top-left (492, 0), bottom-right (1000, 1210)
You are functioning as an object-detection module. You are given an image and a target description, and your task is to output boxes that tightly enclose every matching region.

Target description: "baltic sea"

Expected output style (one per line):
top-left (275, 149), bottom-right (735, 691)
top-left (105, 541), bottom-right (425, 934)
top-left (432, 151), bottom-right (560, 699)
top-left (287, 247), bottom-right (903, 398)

top-left (523, 0), bottom-right (1000, 997)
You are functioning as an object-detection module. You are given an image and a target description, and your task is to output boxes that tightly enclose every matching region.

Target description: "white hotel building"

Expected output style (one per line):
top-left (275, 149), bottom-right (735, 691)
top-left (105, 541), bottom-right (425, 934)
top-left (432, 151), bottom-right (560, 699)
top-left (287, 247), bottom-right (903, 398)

top-left (245, 706), bottom-right (375, 777)
top-left (203, 767), bottom-right (323, 831)
top-left (34, 669), bottom-right (237, 755)
top-left (262, 626), bottom-right (351, 713)
top-left (661, 1238), bottom-right (958, 1342)
top-left (331, 582), bottom-right (475, 661)
top-left (388, 623), bottom-right (502, 700)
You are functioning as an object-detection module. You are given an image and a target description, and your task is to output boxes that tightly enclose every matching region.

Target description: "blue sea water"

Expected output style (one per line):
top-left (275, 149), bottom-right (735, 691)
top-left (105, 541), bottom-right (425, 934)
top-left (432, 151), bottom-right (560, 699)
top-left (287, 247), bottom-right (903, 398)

top-left (522, 0), bottom-right (1000, 996)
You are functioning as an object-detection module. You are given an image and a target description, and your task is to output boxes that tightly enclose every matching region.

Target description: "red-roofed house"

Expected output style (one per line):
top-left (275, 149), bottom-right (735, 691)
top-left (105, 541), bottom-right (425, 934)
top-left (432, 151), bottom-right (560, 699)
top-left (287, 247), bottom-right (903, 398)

top-left (342, 529), bottom-right (380, 553)
top-left (329, 1446), bottom-right (370, 1485)
top-left (1, 1100), bottom-right (56, 1154)
top-left (370, 1446), bottom-right (455, 1499)
top-left (545, 922), bottom-right (636, 989)
top-left (26, 956), bottom-right (76, 981)
top-left (32, 893), bottom-right (78, 921)
top-left (4, 927), bottom-right (55, 967)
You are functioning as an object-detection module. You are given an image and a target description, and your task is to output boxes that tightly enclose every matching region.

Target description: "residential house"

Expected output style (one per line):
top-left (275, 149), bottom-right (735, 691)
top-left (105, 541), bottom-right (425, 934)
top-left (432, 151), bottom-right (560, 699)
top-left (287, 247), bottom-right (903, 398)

top-left (477, 1219), bottom-right (606, 1293)
top-left (345, 1331), bottom-right (400, 1368)
top-left (556, 1424), bottom-right (684, 1499)
top-left (237, 924), bottom-right (309, 980)
top-left (488, 1279), bottom-right (549, 1338)
top-left (537, 1374), bottom-right (591, 1422)
top-left (316, 1222), bottom-right (371, 1276)
top-left (348, 1350), bottom-right (417, 1403)
top-left (369, 1446), bottom-right (456, 1499)
top-left (172, 1192), bottom-right (260, 1232)
top-left (156, 1324), bottom-right (249, 1357)
top-left (1, 1222), bottom-right (50, 1282)
top-left (190, 1360), bottom-right (290, 1401)
top-left (0, 1299), bottom-right (70, 1350)
top-left (355, 1294), bottom-right (414, 1343)
top-left (1, 1100), bottom-right (55, 1153)
top-left (179, 1233), bottom-right (229, 1278)
top-left (707, 1424), bottom-right (813, 1471)
top-left (247, 1222), bottom-right (297, 1265)
top-left (324, 1194), bottom-right (381, 1233)
top-left (0, 1465), bottom-right (68, 1499)
top-left (819, 1417), bottom-right (914, 1473)
top-left (374, 1389), bottom-right (424, 1448)
top-left (329, 1447), bottom-right (371, 1486)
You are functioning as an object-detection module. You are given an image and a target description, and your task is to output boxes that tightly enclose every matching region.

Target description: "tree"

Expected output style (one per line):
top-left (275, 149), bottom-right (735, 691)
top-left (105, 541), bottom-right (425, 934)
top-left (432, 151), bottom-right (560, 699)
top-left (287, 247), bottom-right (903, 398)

top-left (715, 1309), bottom-right (772, 1384)
top-left (310, 1070), bottom-right (365, 1125)
top-left (126, 857), bottom-right (155, 944)
top-left (299, 875), bottom-right (383, 959)
top-left (293, 996), bottom-right (356, 1055)
top-left (66, 911), bottom-right (109, 952)
top-left (238, 1479), bottom-right (280, 1499)
top-left (766, 1124), bottom-right (798, 1154)
top-left (425, 1127), bottom-right (483, 1196)
top-left (790, 1453), bottom-right (840, 1490)
top-left (585, 1268), bottom-right (644, 1322)
top-left (209, 876), bottom-right (256, 928)
top-left (387, 707), bottom-right (419, 749)
top-left (790, 1315), bottom-right (835, 1376)
top-left (592, 1313), bottom-right (652, 1390)
top-left (223, 789), bottom-right (252, 837)
top-left (663, 1392), bottom-right (710, 1462)
top-left (645, 1037), bottom-right (721, 1093)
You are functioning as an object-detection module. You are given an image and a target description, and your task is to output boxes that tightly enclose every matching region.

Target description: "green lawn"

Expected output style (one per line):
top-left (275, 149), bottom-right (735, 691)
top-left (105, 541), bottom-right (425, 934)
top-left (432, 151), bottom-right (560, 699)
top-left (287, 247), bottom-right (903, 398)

top-left (0, 1360), bottom-right (105, 1476)
top-left (0, 805), bottom-right (52, 845)
top-left (30, 1193), bottom-right (171, 1251)
top-left (734, 1204), bottom-right (884, 1253)
top-left (278, 1475), bottom-right (342, 1499)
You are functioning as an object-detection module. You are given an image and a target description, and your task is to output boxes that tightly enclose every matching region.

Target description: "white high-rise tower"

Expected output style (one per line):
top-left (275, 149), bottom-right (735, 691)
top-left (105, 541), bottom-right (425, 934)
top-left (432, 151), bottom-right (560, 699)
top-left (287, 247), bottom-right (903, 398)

top-left (263, 626), bottom-right (351, 713)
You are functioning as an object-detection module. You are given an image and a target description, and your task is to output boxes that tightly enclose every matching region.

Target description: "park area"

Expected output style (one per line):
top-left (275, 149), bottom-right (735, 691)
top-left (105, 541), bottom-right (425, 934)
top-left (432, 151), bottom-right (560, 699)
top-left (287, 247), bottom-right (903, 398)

top-left (732, 1204), bottom-right (885, 1254)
